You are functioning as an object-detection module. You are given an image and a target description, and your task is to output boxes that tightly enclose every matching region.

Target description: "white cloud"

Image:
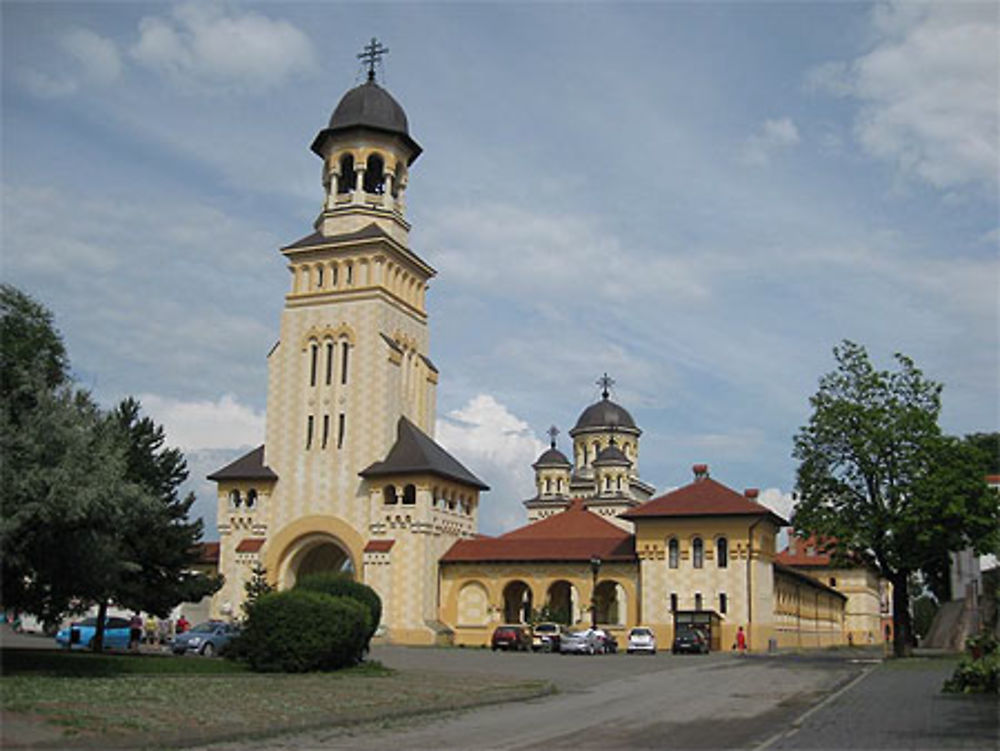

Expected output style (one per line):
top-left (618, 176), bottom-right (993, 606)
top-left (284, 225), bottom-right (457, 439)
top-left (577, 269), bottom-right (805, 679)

top-left (137, 393), bottom-right (265, 451)
top-left (435, 394), bottom-right (547, 535)
top-left (16, 27), bottom-right (121, 97)
top-left (130, 2), bottom-right (318, 93)
top-left (808, 2), bottom-right (999, 189)
top-left (740, 117), bottom-right (801, 165)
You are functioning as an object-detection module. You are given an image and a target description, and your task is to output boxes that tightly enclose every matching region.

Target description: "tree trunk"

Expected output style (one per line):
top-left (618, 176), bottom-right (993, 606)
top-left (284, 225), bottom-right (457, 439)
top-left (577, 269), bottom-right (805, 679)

top-left (891, 571), bottom-right (911, 658)
top-left (93, 601), bottom-right (107, 653)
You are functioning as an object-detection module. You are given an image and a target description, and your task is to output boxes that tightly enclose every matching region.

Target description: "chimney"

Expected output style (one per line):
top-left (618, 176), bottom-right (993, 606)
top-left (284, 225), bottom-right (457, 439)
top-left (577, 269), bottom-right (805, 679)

top-left (744, 488), bottom-right (759, 500)
top-left (692, 464), bottom-right (709, 481)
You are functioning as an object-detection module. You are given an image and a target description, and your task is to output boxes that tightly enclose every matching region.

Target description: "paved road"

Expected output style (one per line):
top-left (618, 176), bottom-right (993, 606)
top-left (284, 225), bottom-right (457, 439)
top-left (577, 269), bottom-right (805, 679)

top-left (193, 649), bottom-right (862, 750)
top-left (762, 657), bottom-right (998, 750)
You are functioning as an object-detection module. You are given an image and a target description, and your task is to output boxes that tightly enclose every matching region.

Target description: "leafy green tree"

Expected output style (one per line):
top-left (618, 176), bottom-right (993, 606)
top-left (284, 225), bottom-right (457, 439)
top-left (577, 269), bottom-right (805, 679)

top-left (242, 563), bottom-right (274, 618)
top-left (793, 341), bottom-right (998, 657)
top-left (110, 397), bottom-right (221, 619)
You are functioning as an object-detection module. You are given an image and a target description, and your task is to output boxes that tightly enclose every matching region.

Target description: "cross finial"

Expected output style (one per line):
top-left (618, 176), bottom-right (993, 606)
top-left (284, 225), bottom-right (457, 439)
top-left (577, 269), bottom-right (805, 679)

top-left (358, 37), bottom-right (389, 81)
top-left (597, 373), bottom-right (615, 399)
top-left (546, 425), bottom-right (559, 448)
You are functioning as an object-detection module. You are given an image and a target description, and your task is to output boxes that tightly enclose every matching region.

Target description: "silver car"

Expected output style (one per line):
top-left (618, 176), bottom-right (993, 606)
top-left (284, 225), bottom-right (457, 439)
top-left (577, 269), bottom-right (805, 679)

top-left (627, 626), bottom-right (657, 654)
top-left (559, 629), bottom-right (601, 655)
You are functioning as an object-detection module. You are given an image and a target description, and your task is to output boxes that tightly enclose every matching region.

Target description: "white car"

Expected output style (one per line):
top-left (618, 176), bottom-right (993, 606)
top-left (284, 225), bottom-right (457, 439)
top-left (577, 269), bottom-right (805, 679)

top-left (626, 626), bottom-right (657, 654)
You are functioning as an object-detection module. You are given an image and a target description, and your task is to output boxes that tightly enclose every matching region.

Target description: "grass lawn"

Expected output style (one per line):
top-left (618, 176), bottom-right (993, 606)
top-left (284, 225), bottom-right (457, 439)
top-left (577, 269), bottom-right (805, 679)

top-left (0, 649), bottom-right (553, 748)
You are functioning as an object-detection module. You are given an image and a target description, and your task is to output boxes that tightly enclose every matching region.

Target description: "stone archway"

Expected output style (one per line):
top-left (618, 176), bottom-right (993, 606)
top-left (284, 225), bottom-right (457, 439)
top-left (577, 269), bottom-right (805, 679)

top-left (594, 580), bottom-right (625, 626)
top-left (545, 580), bottom-right (577, 625)
top-left (295, 540), bottom-right (355, 581)
top-left (502, 580), bottom-right (533, 624)
top-left (264, 515), bottom-right (365, 591)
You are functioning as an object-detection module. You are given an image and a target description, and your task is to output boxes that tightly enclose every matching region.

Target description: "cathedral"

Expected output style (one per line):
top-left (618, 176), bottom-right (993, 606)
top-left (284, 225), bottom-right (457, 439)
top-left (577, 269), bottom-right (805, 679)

top-left (208, 46), bottom-right (884, 650)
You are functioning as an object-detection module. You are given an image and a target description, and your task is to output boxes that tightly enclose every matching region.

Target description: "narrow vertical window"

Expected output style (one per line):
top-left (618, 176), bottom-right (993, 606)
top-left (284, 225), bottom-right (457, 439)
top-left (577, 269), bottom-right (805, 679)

top-left (719, 593), bottom-right (728, 614)
top-left (694, 593), bottom-right (703, 611)
top-left (337, 413), bottom-right (345, 449)
top-left (693, 537), bottom-right (704, 568)
top-left (305, 415), bottom-right (314, 449)
top-left (317, 266), bottom-right (324, 288)
top-left (325, 342), bottom-right (334, 385)
top-left (717, 537), bottom-right (728, 568)
top-left (341, 342), bottom-right (349, 385)
top-left (337, 154), bottom-right (354, 193)
top-left (309, 343), bottom-right (318, 386)
top-left (346, 263), bottom-right (353, 286)
top-left (668, 538), bottom-right (679, 569)
top-left (670, 593), bottom-right (678, 613)
top-left (322, 415), bottom-right (330, 449)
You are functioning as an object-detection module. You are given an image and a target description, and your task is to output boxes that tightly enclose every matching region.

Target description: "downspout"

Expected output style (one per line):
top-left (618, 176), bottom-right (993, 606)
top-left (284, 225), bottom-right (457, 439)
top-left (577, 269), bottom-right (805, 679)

top-left (747, 517), bottom-right (763, 650)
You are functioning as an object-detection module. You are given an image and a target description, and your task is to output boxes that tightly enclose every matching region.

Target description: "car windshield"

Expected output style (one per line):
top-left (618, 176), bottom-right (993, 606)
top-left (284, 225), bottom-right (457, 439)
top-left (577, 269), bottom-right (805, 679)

top-left (631, 628), bottom-right (651, 636)
top-left (190, 622), bottom-right (219, 633)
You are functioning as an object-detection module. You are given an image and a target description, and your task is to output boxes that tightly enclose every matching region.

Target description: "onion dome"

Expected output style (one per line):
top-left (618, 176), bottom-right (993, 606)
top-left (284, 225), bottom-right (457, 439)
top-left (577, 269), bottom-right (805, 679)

top-left (311, 80), bottom-right (421, 162)
top-left (570, 396), bottom-right (638, 435)
top-left (592, 441), bottom-right (631, 467)
top-left (533, 446), bottom-right (571, 470)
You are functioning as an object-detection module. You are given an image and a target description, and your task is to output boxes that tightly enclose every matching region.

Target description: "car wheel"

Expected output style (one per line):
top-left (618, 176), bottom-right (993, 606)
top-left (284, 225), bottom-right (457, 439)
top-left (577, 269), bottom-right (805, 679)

top-left (201, 642), bottom-right (215, 657)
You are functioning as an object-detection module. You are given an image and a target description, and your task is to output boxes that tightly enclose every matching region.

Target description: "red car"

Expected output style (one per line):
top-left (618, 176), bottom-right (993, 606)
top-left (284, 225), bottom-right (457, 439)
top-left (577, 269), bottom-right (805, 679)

top-left (491, 624), bottom-right (531, 651)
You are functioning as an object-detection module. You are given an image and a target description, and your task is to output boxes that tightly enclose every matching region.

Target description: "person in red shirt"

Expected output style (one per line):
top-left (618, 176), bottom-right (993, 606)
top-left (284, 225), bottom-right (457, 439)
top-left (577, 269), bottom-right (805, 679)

top-left (736, 625), bottom-right (747, 654)
top-left (175, 615), bottom-right (190, 634)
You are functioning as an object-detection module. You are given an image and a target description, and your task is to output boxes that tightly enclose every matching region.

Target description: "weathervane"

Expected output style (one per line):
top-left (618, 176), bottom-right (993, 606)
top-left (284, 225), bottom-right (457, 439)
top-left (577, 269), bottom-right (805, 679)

top-left (597, 373), bottom-right (615, 400)
top-left (546, 425), bottom-right (560, 449)
top-left (358, 37), bottom-right (389, 81)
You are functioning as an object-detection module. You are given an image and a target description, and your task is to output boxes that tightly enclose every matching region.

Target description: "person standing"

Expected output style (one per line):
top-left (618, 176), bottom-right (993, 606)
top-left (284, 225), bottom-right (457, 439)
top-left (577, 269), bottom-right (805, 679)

top-left (176, 614), bottom-right (190, 635)
top-left (129, 613), bottom-right (143, 651)
top-left (145, 614), bottom-right (158, 645)
top-left (736, 626), bottom-right (747, 654)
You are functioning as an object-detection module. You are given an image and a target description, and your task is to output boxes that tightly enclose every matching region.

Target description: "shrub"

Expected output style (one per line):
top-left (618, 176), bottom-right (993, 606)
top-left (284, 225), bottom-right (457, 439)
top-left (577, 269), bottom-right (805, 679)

top-left (943, 632), bottom-right (1000, 694)
top-left (230, 589), bottom-right (370, 673)
top-left (295, 573), bottom-right (382, 644)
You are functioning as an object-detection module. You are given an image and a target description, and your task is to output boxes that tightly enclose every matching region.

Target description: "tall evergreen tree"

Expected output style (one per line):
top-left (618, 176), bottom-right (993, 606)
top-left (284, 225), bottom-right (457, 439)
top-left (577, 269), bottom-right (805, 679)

top-left (793, 341), bottom-right (998, 657)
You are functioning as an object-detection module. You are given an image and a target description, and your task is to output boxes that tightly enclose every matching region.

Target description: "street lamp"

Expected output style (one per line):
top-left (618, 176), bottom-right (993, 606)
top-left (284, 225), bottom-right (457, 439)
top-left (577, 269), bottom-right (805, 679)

top-left (589, 555), bottom-right (602, 629)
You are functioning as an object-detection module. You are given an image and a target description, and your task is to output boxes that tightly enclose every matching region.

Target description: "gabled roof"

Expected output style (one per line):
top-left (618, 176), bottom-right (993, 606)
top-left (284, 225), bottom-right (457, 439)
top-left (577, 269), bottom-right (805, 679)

top-left (360, 417), bottom-right (489, 490)
top-left (441, 498), bottom-right (634, 563)
top-left (622, 476), bottom-right (786, 525)
top-left (235, 538), bottom-right (266, 553)
top-left (207, 446), bottom-right (278, 482)
top-left (283, 222), bottom-right (392, 251)
top-left (775, 534), bottom-right (835, 567)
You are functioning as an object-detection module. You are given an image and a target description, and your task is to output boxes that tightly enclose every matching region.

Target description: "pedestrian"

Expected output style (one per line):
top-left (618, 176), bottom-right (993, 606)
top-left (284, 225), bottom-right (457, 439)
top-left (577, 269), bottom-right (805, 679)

top-left (129, 613), bottom-right (143, 651)
top-left (145, 614), bottom-right (158, 645)
top-left (158, 617), bottom-right (171, 645)
top-left (176, 614), bottom-right (190, 634)
top-left (736, 625), bottom-right (747, 654)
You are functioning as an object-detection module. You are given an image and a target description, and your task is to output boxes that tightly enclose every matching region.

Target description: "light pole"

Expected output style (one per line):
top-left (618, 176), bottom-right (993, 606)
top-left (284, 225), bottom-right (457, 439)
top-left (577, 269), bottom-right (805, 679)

top-left (589, 555), bottom-right (602, 629)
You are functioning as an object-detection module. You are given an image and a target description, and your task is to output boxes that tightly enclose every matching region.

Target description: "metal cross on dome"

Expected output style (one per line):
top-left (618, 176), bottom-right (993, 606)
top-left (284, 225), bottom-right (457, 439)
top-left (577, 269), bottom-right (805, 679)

top-left (546, 425), bottom-right (560, 448)
top-left (358, 37), bottom-right (389, 81)
top-left (597, 373), bottom-right (615, 399)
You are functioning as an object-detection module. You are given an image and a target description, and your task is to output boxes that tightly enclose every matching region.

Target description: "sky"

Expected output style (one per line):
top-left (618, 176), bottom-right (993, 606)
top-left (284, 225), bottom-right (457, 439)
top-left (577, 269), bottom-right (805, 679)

top-left (3, 1), bottom-right (998, 540)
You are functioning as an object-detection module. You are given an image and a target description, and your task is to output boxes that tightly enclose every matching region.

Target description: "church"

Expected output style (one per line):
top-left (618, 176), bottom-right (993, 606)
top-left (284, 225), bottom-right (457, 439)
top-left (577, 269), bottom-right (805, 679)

top-left (207, 44), bottom-right (882, 651)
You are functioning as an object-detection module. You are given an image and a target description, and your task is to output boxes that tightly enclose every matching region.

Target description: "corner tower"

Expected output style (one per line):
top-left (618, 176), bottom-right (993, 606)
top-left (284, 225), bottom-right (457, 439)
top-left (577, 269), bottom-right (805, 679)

top-left (211, 42), bottom-right (486, 644)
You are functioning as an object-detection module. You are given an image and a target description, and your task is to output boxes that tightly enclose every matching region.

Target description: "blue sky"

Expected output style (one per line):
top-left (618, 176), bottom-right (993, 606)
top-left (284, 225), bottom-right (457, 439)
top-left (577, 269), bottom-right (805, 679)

top-left (3, 1), bottom-right (997, 538)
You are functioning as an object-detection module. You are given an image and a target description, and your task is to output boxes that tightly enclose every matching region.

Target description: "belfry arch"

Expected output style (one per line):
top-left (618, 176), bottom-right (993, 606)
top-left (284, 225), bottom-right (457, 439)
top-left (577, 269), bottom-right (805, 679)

top-left (263, 515), bottom-right (366, 591)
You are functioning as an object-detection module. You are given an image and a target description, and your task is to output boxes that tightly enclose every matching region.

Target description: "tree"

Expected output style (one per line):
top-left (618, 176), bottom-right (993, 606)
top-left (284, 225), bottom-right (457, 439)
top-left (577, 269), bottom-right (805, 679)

top-left (242, 563), bottom-right (274, 618)
top-left (792, 341), bottom-right (998, 657)
top-left (109, 397), bottom-right (221, 622)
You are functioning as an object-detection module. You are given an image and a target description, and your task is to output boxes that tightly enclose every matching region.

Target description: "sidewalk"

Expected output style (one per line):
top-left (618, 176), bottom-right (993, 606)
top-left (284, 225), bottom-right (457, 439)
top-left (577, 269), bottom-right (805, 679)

top-left (764, 656), bottom-right (997, 749)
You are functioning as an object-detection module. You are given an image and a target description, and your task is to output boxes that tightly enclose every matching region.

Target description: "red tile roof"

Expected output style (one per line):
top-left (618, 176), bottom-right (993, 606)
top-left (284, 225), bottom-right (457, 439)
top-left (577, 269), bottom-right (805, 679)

top-left (235, 538), bottom-right (266, 553)
top-left (364, 540), bottom-right (395, 553)
top-left (621, 477), bottom-right (787, 525)
top-left (441, 498), bottom-right (634, 563)
top-left (775, 534), bottom-right (835, 567)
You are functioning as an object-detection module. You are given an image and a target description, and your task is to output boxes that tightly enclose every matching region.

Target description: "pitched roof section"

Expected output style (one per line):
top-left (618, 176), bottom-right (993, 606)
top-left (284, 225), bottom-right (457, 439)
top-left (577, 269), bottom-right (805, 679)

top-left (207, 446), bottom-right (278, 482)
top-left (235, 538), bottom-right (266, 553)
top-left (283, 222), bottom-right (392, 251)
top-left (360, 417), bottom-right (489, 490)
top-left (364, 540), bottom-right (395, 553)
top-left (775, 535), bottom-right (836, 567)
top-left (441, 498), bottom-right (634, 563)
top-left (622, 477), bottom-right (786, 525)
top-left (192, 541), bottom-right (219, 564)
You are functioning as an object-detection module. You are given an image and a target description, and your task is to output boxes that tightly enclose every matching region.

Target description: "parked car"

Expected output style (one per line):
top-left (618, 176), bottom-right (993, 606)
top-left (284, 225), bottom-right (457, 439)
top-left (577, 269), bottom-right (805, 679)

top-left (627, 626), bottom-right (657, 655)
top-left (171, 620), bottom-right (239, 657)
top-left (55, 616), bottom-right (132, 650)
top-left (593, 628), bottom-right (618, 654)
top-left (559, 629), bottom-right (602, 655)
top-left (490, 624), bottom-right (531, 651)
top-left (672, 627), bottom-right (710, 654)
top-left (531, 622), bottom-right (563, 652)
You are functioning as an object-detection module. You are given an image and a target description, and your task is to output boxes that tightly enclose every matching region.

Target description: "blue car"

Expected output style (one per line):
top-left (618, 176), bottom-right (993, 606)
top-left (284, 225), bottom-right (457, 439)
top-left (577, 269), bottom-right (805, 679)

top-left (171, 620), bottom-right (239, 657)
top-left (55, 616), bottom-right (132, 650)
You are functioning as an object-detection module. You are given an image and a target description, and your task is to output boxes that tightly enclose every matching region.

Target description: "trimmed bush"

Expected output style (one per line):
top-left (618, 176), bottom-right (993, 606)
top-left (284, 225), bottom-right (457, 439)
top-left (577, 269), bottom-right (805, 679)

top-left (944, 632), bottom-right (999, 694)
top-left (231, 589), bottom-right (370, 673)
top-left (295, 573), bottom-right (382, 643)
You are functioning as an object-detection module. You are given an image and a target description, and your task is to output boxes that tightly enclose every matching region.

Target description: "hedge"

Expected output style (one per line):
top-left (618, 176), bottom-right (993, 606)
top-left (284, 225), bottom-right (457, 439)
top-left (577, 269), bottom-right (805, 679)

top-left (295, 573), bottom-right (382, 644)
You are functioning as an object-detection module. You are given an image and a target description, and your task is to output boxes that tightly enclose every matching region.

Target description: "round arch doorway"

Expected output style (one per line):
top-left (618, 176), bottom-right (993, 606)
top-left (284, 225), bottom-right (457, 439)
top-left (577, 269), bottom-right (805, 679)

top-left (282, 534), bottom-right (356, 588)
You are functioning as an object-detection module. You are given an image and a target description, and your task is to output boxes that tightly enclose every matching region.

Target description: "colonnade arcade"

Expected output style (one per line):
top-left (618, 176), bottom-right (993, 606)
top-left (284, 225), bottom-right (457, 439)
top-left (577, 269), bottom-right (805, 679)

top-left (290, 252), bottom-right (427, 311)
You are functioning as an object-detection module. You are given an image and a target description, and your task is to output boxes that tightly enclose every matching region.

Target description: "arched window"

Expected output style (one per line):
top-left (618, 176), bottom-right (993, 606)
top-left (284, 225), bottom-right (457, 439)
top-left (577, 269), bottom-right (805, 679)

top-left (316, 266), bottom-right (324, 288)
top-left (694, 592), bottom-right (703, 611)
top-left (384, 484), bottom-right (398, 505)
top-left (604, 476), bottom-right (611, 491)
top-left (364, 153), bottom-right (385, 194)
top-left (246, 488), bottom-right (258, 509)
top-left (309, 342), bottom-right (318, 386)
top-left (402, 484), bottom-right (416, 505)
top-left (717, 537), bottom-right (728, 568)
top-left (340, 340), bottom-right (350, 384)
top-left (325, 342), bottom-right (334, 385)
top-left (692, 537), bottom-right (704, 568)
top-left (305, 415), bottom-right (314, 449)
top-left (337, 154), bottom-right (354, 193)
top-left (229, 489), bottom-right (242, 508)
top-left (545, 478), bottom-right (551, 493)
top-left (668, 538), bottom-right (679, 569)
top-left (616, 475), bottom-right (622, 490)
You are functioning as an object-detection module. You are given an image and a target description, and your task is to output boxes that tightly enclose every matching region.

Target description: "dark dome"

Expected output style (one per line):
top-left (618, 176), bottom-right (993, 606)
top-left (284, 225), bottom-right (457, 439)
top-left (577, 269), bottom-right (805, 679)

top-left (329, 80), bottom-right (410, 136)
top-left (533, 447), bottom-right (571, 469)
top-left (571, 397), bottom-right (637, 433)
top-left (593, 442), bottom-right (631, 466)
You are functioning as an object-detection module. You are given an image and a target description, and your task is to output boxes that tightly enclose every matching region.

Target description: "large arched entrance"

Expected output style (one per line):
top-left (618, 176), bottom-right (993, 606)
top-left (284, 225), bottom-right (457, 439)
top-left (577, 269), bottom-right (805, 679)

top-left (545, 580), bottom-right (577, 625)
top-left (502, 581), bottom-right (533, 624)
top-left (594, 580), bottom-right (625, 626)
top-left (280, 533), bottom-right (356, 588)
